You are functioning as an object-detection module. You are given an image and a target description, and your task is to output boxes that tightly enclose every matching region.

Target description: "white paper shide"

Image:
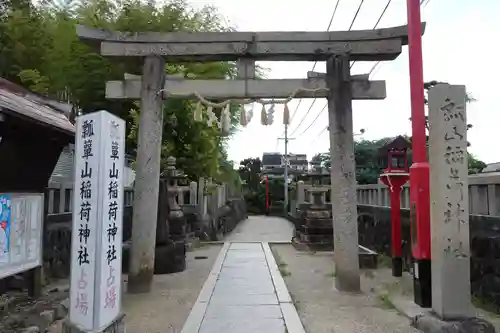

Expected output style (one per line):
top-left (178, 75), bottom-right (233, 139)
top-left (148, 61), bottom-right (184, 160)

top-left (69, 111), bottom-right (124, 331)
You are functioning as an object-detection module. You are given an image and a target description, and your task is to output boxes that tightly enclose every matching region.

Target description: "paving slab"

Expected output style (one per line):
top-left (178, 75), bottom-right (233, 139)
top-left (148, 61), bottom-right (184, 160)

top-left (225, 216), bottom-right (294, 242)
top-left (199, 317), bottom-right (286, 333)
top-left (181, 240), bottom-right (305, 333)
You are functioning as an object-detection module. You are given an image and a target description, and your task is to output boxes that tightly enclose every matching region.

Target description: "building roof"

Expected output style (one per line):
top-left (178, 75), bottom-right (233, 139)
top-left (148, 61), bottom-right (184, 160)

top-left (482, 162), bottom-right (500, 173)
top-left (290, 159), bottom-right (308, 165)
top-left (260, 167), bottom-right (303, 175)
top-left (0, 78), bottom-right (75, 135)
top-left (378, 135), bottom-right (411, 156)
top-left (262, 152), bottom-right (282, 166)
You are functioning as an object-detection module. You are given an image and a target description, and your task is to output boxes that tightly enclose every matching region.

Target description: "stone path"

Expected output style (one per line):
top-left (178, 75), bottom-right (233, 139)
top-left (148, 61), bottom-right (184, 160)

top-left (225, 215), bottom-right (293, 242)
top-left (181, 242), bottom-right (304, 333)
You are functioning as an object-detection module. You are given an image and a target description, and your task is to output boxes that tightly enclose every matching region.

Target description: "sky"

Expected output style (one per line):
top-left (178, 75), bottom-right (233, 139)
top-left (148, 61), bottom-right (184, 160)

top-left (187, 0), bottom-right (500, 166)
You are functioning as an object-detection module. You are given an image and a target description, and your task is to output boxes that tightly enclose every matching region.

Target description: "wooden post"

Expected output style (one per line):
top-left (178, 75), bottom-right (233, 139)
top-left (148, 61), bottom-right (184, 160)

top-left (26, 266), bottom-right (43, 298)
top-left (326, 54), bottom-right (361, 292)
top-left (128, 55), bottom-right (166, 294)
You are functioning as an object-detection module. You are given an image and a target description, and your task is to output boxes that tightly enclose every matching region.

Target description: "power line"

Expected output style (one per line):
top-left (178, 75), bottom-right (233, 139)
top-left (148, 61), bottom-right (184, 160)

top-left (297, 103), bottom-right (328, 137)
top-left (348, 0), bottom-right (365, 30)
top-left (310, 0), bottom-right (433, 146)
top-left (301, 0), bottom-right (404, 138)
top-left (367, 0), bottom-right (432, 78)
top-left (289, 0), bottom-right (366, 138)
top-left (310, 126), bottom-right (328, 145)
top-left (281, 0), bottom-right (341, 137)
top-left (350, 0), bottom-right (392, 69)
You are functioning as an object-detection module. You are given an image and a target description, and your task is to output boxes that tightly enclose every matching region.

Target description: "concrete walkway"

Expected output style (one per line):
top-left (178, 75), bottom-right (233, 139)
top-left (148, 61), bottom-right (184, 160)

top-left (181, 242), bottom-right (304, 333)
top-left (224, 215), bottom-right (294, 242)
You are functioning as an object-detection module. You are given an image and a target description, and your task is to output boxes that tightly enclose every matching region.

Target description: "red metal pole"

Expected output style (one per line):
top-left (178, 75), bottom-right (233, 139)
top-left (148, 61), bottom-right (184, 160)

top-left (390, 186), bottom-right (403, 277)
top-left (407, 0), bottom-right (431, 307)
top-left (265, 176), bottom-right (269, 214)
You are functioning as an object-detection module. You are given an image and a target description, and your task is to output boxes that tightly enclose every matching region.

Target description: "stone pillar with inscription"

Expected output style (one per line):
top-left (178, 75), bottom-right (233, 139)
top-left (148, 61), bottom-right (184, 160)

top-left (429, 84), bottom-right (471, 319)
top-left (64, 111), bottom-right (125, 333)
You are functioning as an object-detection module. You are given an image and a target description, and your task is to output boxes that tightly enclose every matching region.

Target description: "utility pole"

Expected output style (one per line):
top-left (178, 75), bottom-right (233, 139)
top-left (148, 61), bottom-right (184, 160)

top-left (278, 125), bottom-right (295, 214)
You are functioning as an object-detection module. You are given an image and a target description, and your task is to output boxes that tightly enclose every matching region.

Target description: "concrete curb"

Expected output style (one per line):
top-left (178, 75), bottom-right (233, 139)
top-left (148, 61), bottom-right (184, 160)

top-left (180, 242), bottom-right (230, 333)
top-left (262, 242), bottom-right (306, 333)
top-left (389, 295), bottom-right (496, 333)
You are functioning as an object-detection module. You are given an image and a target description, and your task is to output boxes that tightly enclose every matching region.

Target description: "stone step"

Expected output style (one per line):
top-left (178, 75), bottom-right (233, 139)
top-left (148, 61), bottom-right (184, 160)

top-left (304, 210), bottom-right (331, 219)
top-left (297, 226), bottom-right (333, 235)
top-left (302, 218), bottom-right (333, 228)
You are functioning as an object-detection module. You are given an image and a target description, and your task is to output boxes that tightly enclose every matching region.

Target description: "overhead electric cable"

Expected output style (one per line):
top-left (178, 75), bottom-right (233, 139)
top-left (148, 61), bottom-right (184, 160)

top-left (280, 0), bottom-right (342, 139)
top-left (367, 0), bottom-right (432, 77)
top-left (289, 0), bottom-right (367, 138)
top-left (310, 0), bottom-right (433, 145)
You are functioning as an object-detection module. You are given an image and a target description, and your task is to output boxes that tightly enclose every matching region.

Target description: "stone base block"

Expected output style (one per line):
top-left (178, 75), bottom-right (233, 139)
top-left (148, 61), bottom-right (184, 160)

top-left (62, 313), bottom-right (125, 333)
top-left (296, 231), bottom-right (333, 243)
top-left (292, 238), bottom-right (378, 269)
top-left (305, 210), bottom-right (331, 219)
top-left (302, 218), bottom-right (333, 228)
top-left (292, 237), bottom-right (332, 252)
top-left (122, 241), bottom-right (186, 275)
top-left (186, 235), bottom-right (200, 252)
top-left (154, 241), bottom-right (186, 274)
top-left (413, 313), bottom-right (496, 333)
top-left (297, 226), bottom-right (333, 234)
top-left (390, 295), bottom-right (496, 333)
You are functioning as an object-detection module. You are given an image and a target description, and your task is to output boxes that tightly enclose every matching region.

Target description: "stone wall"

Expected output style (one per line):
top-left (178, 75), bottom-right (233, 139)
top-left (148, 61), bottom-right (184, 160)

top-left (42, 180), bottom-right (246, 279)
top-left (358, 204), bottom-right (500, 309)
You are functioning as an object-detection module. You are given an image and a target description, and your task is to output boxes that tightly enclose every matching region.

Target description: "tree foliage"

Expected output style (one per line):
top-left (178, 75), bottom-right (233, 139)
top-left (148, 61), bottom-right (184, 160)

top-left (312, 138), bottom-right (486, 185)
top-left (310, 81), bottom-right (485, 184)
top-left (0, 0), bottom-right (242, 182)
top-left (238, 157), bottom-right (262, 191)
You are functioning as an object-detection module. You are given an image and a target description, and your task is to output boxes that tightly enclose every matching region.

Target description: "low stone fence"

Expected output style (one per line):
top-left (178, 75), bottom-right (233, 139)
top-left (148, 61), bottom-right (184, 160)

top-left (357, 204), bottom-right (500, 309)
top-left (42, 179), bottom-right (246, 279)
top-left (357, 172), bottom-right (500, 216)
top-left (289, 173), bottom-right (500, 309)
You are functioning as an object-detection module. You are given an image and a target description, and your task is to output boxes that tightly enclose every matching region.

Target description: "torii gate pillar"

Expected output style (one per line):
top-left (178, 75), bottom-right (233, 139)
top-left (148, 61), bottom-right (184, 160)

top-left (128, 55), bottom-right (166, 293)
top-left (326, 54), bottom-right (360, 292)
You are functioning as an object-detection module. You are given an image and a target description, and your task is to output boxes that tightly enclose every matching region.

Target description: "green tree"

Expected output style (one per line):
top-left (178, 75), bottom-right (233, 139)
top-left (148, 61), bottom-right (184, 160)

top-left (468, 154), bottom-right (487, 175)
top-left (311, 138), bottom-right (390, 185)
top-left (238, 157), bottom-right (262, 190)
top-left (1, 0), bottom-right (241, 181)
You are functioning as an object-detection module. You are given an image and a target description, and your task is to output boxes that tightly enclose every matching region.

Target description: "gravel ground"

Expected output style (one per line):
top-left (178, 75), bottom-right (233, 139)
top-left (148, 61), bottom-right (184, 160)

top-left (123, 244), bottom-right (222, 333)
top-left (271, 244), bottom-right (420, 333)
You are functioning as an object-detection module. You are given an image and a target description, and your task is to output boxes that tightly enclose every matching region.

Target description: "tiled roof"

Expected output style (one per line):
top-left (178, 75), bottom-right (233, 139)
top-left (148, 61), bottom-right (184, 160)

top-left (482, 162), bottom-right (500, 173)
top-left (0, 79), bottom-right (75, 135)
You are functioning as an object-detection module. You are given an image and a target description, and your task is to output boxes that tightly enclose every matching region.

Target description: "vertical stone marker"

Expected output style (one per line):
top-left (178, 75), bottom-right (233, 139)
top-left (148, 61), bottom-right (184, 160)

top-left (429, 84), bottom-right (471, 320)
top-left (65, 110), bottom-right (125, 332)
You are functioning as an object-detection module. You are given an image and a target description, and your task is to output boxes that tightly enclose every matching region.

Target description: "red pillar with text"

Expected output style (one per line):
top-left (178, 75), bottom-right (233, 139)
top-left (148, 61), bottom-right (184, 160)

top-left (407, 0), bottom-right (432, 307)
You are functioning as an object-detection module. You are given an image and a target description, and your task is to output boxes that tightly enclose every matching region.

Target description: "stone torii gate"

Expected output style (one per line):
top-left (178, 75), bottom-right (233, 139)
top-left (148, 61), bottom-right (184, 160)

top-left (76, 23), bottom-right (423, 294)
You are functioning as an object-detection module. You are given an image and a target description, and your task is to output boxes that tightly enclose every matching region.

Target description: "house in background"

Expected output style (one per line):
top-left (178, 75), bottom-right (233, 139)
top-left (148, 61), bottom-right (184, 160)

top-left (285, 153), bottom-right (308, 172)
top-left (261, 152), bottom-right (309, 183)
top-left (262, 152), bottom-right (283, 171)
top-left (50, 145), bottom-right (136, 187)
top-left (262, 152), bottom-right (309, 172)
top-left (481, 162), bottom-right (500, 173)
